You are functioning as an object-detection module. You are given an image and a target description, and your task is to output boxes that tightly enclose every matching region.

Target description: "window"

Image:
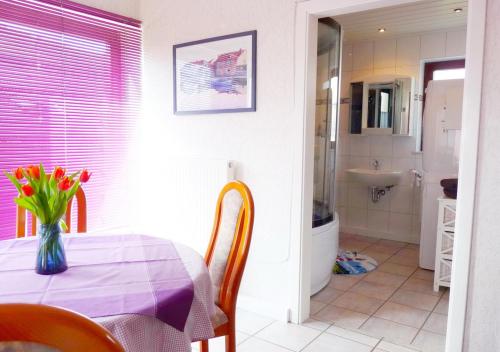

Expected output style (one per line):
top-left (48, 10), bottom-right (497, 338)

top-left (0, 0), bottom-right (141, 240)
top-left (433, 68), bottom-right (466, 80)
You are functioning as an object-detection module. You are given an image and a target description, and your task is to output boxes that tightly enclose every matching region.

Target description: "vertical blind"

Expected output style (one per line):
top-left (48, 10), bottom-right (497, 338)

top-left (0, 0), bottom-right (142, 240)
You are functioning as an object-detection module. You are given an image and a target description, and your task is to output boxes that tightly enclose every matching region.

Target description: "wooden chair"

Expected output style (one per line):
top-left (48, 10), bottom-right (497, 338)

top-left (16, 186), bottom-right (87, 238)
top-left (0, 303), bottom-right (124, 352)
top-left (200, 181), bottom-right (254, 352)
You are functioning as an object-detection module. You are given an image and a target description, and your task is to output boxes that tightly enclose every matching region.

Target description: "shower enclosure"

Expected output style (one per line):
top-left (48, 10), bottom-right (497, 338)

top-left (310, 18), bottom-right (341, 295)
top-left (313, 18), bottom-right (341, 228)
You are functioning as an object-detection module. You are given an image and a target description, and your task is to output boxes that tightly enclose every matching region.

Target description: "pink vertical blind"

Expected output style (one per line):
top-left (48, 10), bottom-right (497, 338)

top-left (0, 0), bottom-right (141, 239)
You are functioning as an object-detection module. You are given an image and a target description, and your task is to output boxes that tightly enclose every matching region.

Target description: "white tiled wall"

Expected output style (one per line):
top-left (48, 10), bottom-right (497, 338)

top-left (336, 27), bottom-right (466, 243)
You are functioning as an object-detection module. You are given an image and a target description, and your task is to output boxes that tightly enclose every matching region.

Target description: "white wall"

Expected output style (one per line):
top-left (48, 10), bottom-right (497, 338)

top-left (336, 28), bottom-right (466, 243)
top-left (138, 0), bottom-right (297, 320)
top-left (73, 0), bottom-right (140, 19)
top-left (463, 0), bottom-right (500, 349)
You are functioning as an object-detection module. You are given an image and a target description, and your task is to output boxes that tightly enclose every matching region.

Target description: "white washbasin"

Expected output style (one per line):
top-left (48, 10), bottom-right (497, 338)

top-left (347, 168), bottom-right (402, 187)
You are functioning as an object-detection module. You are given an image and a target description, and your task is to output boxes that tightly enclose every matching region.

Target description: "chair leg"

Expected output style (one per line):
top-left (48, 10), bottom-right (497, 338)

top-left (200, 340), bottom-right (209, 352)
top-left (225, 332), bottom-right (236, 352)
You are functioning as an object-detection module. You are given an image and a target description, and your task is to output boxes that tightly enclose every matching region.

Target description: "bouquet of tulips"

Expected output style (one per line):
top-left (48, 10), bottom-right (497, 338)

top-left (5, 164), bottom-right (91, 229)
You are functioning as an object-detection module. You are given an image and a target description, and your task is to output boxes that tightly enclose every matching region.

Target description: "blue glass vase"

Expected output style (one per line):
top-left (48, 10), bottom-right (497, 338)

top-left (36, 223), bottom-right (68, 275)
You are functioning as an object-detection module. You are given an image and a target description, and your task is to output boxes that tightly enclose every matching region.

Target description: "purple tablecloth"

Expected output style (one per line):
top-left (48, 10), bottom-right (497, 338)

top-left (0, 234), bottom-right (197, 332)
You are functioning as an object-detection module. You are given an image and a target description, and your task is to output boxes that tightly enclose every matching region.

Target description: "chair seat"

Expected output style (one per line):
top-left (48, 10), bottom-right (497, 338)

top-left (211, 305), bottom-right (229, 328)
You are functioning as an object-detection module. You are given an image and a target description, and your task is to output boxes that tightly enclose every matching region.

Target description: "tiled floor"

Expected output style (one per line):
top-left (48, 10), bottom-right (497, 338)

top-left (192, 233), bottom-right (449, 352)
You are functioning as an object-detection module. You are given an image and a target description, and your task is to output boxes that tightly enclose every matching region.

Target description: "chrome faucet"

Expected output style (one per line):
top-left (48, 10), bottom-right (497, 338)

top-left (372, 159), bottom-right (380, 170)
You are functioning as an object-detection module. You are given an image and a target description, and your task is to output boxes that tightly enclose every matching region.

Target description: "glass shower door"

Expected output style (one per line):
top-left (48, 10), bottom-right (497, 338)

top-left (313, 18), bottom-right (341, 228)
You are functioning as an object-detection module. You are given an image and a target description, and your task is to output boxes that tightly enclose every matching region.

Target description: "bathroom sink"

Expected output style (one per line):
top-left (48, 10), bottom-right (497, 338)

top-left (347, 168), bottom-right (402, 187)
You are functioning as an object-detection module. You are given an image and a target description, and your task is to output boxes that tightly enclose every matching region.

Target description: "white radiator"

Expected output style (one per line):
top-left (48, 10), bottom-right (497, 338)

top-left (153, 158), bottom-right (235, 255)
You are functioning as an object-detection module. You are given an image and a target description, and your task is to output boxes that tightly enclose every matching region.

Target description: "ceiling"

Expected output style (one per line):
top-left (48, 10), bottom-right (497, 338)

top-left (333, 0), bottom-right (468, 42)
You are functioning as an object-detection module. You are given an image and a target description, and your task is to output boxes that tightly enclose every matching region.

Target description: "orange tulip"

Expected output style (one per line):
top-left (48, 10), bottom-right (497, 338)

top-left (26, 165), bottom-right (40, 180)
top-left (52, 166), bottom-right (65, 181)
top-left (21, 184), bottom-right (35, 197)
top-left (14, 167), bottom-right (24, 180)
top-left (58, 177), bottom-right (71, 191)
top-left (80, 169), bottom-right (91, 183)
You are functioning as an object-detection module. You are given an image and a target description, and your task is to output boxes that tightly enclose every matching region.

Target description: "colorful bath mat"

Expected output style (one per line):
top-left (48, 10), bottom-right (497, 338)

top-left (333, 250), bottom-right (378, 275)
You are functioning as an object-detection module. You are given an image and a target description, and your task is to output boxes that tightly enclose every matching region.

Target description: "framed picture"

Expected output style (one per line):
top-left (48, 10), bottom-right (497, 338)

top-left (173, 30), bottom-right (257, 115)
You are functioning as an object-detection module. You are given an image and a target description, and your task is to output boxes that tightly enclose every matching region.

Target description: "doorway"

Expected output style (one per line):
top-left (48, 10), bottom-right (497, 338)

top-left (291, 1), bottom-right (486, 352)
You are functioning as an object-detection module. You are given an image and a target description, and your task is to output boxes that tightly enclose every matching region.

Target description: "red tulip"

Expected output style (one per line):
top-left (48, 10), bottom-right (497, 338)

top-left (14, 167), bottom-right (24, 180)
top-left (58, 177), bottom-right (71, 191)
top-left (21, 184), bottom-right (35, 197)
top-left (80, 169), bottom-right (91, 183)
top-left (26, 165), bottom-right (40, 180)
top-left (52, 166), bottom-right (65, 181)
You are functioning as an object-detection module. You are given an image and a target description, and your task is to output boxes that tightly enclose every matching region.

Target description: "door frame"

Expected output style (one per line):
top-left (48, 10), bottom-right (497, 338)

top-left (290, 1), bottom-right (486, 351)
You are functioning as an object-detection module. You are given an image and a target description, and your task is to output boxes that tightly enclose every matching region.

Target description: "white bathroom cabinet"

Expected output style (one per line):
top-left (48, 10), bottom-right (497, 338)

top-left (434, 197), bottom-right (456, 291)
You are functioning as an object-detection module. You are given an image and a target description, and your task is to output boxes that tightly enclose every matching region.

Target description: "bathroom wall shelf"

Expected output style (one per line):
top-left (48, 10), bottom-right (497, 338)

top-left (434, 197), bottom-right (456, 291)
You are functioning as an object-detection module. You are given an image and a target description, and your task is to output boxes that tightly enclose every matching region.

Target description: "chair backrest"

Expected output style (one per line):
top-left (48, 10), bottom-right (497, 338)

top-left (204, 181), bottom-right (254, 317)
top-left (0, 304), bottom-right (124, 352)
top-left (16, 186), bottom-right (87, 238)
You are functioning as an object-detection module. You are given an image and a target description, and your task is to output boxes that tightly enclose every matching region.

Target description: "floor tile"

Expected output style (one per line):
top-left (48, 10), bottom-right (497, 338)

top-left (365, 243), bottom-right (402, 255)
top-left (339, 239), bottom-right (373, 252)
top-left (378, 239), bottom-right (407, 248)
top-left (326, 325), bottom-right (380, 347)
top-left (387, 253), bottom-right (419, 267)
top-left (361, 249), bottom-right (393, 264)
top-left (332, 291), bottom-right (385, 315)
top-left (377, 340), bottom-right (421, 352)
top-left (360, 317), bottom-right (419, 345)
top-left (329, 274), bottom-right (364, 291)
top-left (411, 330), bottom-right (446, 352)
top-left (302, 331), bottom-right (372, 352)
top-left (410, 268), bottom-right (434, 282)
top-left (433, 296), bottom-right (449, 315)
top-left (300, 318), bottom-right (331, 331)
top-left (364, 271), bottom-right (408, 288)
top-left (312, 305), bottom-right (369, 329)
top-left (312, 286), bottom-right (345, 304)
top-left (238, 337), bottom-right (294, 352)
top-left (352, 234), bottom-right (380, 243)
top-left (255, 321), bottom-right (321, 351)
top-left (235, 309), bottom-right (275, 335)
top-left (422, 312), bottom-right (448, 335)
top-left (395, 248), bottom-right (419, 258)
top-left (191, 332), bottom-right (250, 352)
top-left (374, 302), bottom-right (430, 328)
top-left (310, 300), bottom-right (327, 314)
top-left (350, 280), bottom-right (398, 301)
top-left (390, 289), bottom-right (440, 311)
top-left (400, 278), bottom-right (443, 297)
top-left (378, 262), bottom-right (416, 277)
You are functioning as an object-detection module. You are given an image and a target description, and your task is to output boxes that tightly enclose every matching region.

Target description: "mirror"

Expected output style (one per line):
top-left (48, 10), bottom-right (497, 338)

top-left (349, 75), bottom-right (414, 135)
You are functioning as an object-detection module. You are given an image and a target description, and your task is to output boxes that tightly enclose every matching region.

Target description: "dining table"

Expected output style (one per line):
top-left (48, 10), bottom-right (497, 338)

top-left (0, 233), bottom-right (216, 352)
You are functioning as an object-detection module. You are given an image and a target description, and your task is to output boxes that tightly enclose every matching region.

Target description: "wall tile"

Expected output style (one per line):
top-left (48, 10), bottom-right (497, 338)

top-left (367, 210), bottom-right (390, 232)
top-left (350, 136), bottom-right (370, 156)
top-left (396, 36), bottom-right (420, 67)
top-left (392, 137), bottom-right (416, 158)
top-left (374, 39), bottom-right (396, 69)
top-left (348, 207), bottom-right (368, 228)
top-left (370, 136), bottom-right (393, 157)
top-left (336, 155), bottom-right (348, 181)
top-left (352, 42), bottom-right (374, 70)
top-left (373, 67), bottom-right (396, 76)
top-left (340, 71), bottom-right (352, 99)
top-left (391, 158), bottom-right (416, 185)
top-left (348, 156), bottom-right (370, 169)
top-left (389, 213), bottom-right (413, 234)
top-left (339, 104), bottom-right (350, 136)
top-left (445, 29), bottom-right (466, 57)
top-left (348, 185), bottom-right (369, 208)
top-left (420, 32), bottom-right (446, 59)
top-left (336, 181), bottom-right (348, 207)
top-left (351, 69), bottom-right (374, 82)
top-left (390, 185), bottom-right (413, 214)
top-left (342, 43), bottom-right (353, 72)
top-left (367, 191), bottom-right (390, 211)
top-left (370, 157), bottom-right (392, 170)
top-left (395, 65), bottom-right (420, 79)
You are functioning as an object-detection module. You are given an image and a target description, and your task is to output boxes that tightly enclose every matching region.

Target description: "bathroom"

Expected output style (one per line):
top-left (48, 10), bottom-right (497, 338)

top-left (309, 1), bottom-right (466, 350)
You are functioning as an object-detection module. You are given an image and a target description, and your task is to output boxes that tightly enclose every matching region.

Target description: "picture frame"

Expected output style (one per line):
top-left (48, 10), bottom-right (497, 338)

top-left (173, 30), bottom-right (257, 115)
